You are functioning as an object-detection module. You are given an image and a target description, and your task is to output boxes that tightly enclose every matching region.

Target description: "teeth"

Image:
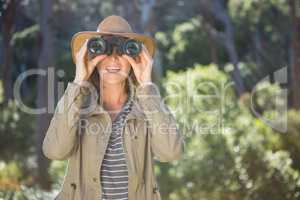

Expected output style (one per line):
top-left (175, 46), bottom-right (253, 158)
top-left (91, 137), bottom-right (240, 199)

top-left (106, 66), bottom-right (120, 69)
top-left (106, 68), bottom-right (120, 73)
top-left (105, 65), bottom-right (121, 73)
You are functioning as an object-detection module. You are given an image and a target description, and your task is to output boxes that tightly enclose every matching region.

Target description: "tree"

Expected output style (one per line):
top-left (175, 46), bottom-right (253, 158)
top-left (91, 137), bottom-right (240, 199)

top-left (289, 0), bottom-right (300, 109)
top-left (199, 0), bottom-right (246, 96)
top-left (119, 0), bottom-right (163, 84)
top-left (1, 0), bottom-right (17, 101)
top-left (36, 0), bottom-right (55, 190)
top-left (161, 64), bottom-right (300, 200)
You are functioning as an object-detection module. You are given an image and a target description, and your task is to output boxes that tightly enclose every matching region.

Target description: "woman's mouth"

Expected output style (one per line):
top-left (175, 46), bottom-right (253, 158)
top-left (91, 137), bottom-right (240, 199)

top-left (106, 66), bottom-right (121, 73)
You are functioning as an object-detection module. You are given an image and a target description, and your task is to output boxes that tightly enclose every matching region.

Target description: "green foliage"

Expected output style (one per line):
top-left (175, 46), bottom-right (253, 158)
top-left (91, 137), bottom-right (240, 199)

top-left (229, 0), bottom-right (289, 26)
top-left (227, 0), bottom-right (290, 85)
top-left (0, 160), bottom-right (64, 199)
top-left (0, 161), bottom-right (23, 193)
top-left (0, 81), bottom-right (35, 162)
top-left (155, 18), bottom-right (226, 70)
top-left (164, 64), bottom-right (235, 136)
top-left (278, 110), bottom-right (300, 170)
top-left (48, 160), bottom-right (68, 186)
top-left (0, 185), bottom-right (57, 200)
top-left (159, 64), bottom-right (300, 200)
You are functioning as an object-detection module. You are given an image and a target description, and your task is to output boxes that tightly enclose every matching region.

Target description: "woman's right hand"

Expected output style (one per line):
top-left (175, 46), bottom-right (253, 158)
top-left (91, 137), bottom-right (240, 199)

top-left (73, 39), bottom-right (107, 85)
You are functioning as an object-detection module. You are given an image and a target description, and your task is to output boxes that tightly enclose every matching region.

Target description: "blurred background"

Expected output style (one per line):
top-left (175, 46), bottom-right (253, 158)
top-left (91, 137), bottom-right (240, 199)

top-left (1, 0), bottom-right (300, 199)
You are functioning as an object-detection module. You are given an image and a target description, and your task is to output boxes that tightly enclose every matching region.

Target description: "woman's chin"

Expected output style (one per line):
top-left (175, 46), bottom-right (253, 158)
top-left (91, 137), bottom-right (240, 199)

top-left (102, 73), bottom-right (128, 84)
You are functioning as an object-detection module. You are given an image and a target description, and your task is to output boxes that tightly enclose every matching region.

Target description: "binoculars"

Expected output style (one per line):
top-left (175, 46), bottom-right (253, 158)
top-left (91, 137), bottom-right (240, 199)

top-left (87, 35), bottom-right (142, 58)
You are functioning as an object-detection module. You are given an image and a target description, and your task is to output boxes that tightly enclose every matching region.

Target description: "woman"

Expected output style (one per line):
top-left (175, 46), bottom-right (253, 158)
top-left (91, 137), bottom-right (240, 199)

top-left (43, 15), bottom-right (185, 200)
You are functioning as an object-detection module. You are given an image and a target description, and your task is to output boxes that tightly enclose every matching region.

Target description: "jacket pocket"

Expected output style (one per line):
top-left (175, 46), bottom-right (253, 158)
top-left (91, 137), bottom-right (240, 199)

top-left (129, 120), bottom-right (147, 169)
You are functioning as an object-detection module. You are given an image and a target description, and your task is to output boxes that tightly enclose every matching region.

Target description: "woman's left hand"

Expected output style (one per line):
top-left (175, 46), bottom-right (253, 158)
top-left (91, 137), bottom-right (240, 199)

top-left (122, 44), bottom-right (153, 85)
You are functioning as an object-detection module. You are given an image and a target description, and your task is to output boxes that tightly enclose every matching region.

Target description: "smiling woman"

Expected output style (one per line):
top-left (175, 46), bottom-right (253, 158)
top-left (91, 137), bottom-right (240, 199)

top-left (42, 15), bottom-right (185, 200)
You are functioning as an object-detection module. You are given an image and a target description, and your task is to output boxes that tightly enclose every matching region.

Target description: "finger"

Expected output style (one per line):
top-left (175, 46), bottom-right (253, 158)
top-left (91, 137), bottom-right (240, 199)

top-left (87, 62), bottom-right (99, 76)
top-left (139, 48), bottom-right (151, 68)
top-left (122, 54), bottom-right (137, 68)
top-left (88, 54), bottom-right (107, 71)
top-left (139, 51), bottom-right (152, 68)
top-left (91, 54), bottom-right (107, 64)
top-left (77, 39), bottom-right (88, 58)
top-left (141, 44), bottom-right (151, 62)
top-left (134, 54), bottom-right (142, 63)
top-left (87, 55), bottom-right (106, 72)
top-left (138, 55), bottom-right (147, 68)
top-left (76, 41), bottom-right (88, 65)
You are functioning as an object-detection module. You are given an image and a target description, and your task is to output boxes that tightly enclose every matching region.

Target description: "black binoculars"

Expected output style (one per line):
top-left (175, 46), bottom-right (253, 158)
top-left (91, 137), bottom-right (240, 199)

top-left (87, 35), bottom-right (142, 58)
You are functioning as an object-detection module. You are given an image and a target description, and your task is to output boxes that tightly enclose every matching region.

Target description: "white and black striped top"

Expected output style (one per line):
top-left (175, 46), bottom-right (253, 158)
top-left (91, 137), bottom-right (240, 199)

top-left (100, 85), bottom-right (134, 200)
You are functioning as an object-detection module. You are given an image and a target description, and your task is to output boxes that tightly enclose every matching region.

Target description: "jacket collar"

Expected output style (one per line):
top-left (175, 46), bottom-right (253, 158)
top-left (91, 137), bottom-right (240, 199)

top-left (83, 77), bottom-right (145, 121)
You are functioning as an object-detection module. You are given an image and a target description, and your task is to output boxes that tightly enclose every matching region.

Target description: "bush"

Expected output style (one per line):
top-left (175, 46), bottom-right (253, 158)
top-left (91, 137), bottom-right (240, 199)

top-left (159, 64), bottom-right (300, 200)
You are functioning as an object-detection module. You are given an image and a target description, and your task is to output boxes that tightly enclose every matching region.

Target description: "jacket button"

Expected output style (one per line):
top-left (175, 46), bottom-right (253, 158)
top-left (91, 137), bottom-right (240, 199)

top-left (134, 135), bottom-right (138, 139)
top-left (93, 177), bottom-right (97, 182)
top-left (70, 183), bottom-right (76, 189)
top-left (153, 186), bottom-right (158, 193)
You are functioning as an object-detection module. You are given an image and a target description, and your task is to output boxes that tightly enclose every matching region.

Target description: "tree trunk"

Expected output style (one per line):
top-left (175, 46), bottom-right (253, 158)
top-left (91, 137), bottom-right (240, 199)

top-left (120, 0), bottom-right (163, 84)
top-left (200, 12), bottom-right (219, 64)
top-left (207, 31), bottom-right (219, 64)
top-left (139, 0), bottom-right (163, 84)
top-left (289, 0), bottom-right (300, 109)
top-left (36, 0), bottom-right (54, 190)
top-left (200, 0), bottom-right (246, 96)
top-left (120, 0), bottom-right (141, 32)
top-left (1, 0), bottom-right (16, 102)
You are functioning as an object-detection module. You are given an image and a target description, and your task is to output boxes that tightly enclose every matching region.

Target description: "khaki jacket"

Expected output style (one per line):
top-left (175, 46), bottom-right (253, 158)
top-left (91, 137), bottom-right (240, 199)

top-left (42, 81), bottom-right (185, 200)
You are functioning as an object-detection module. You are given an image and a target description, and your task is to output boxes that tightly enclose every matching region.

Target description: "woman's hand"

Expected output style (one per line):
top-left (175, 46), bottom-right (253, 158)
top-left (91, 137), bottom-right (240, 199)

top-left (122, 44), bottom-right (153, 85)
top-left (73, 39), bottom-right (107, 85)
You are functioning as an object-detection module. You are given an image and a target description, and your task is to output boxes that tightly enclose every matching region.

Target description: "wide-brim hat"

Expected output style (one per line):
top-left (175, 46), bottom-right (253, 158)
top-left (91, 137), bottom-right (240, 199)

top-left (70, 15), bottom-right (156, 64)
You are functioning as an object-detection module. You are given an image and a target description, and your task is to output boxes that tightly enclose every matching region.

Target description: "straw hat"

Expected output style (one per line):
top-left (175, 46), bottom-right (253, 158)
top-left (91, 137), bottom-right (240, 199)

top-left (70, 15), bottom-right (156, 64)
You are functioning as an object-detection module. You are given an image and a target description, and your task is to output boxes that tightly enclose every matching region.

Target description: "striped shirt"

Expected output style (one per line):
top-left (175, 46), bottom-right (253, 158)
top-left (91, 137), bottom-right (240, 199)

top-left (100, 86), bottom-right (134, 200)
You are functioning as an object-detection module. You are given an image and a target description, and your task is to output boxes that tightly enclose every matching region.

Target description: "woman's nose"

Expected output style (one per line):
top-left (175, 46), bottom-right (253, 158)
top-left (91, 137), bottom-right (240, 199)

top-left (109, 48), bottom-right (120, 61)
top-left (111, 47), bottom-right (119, 56)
